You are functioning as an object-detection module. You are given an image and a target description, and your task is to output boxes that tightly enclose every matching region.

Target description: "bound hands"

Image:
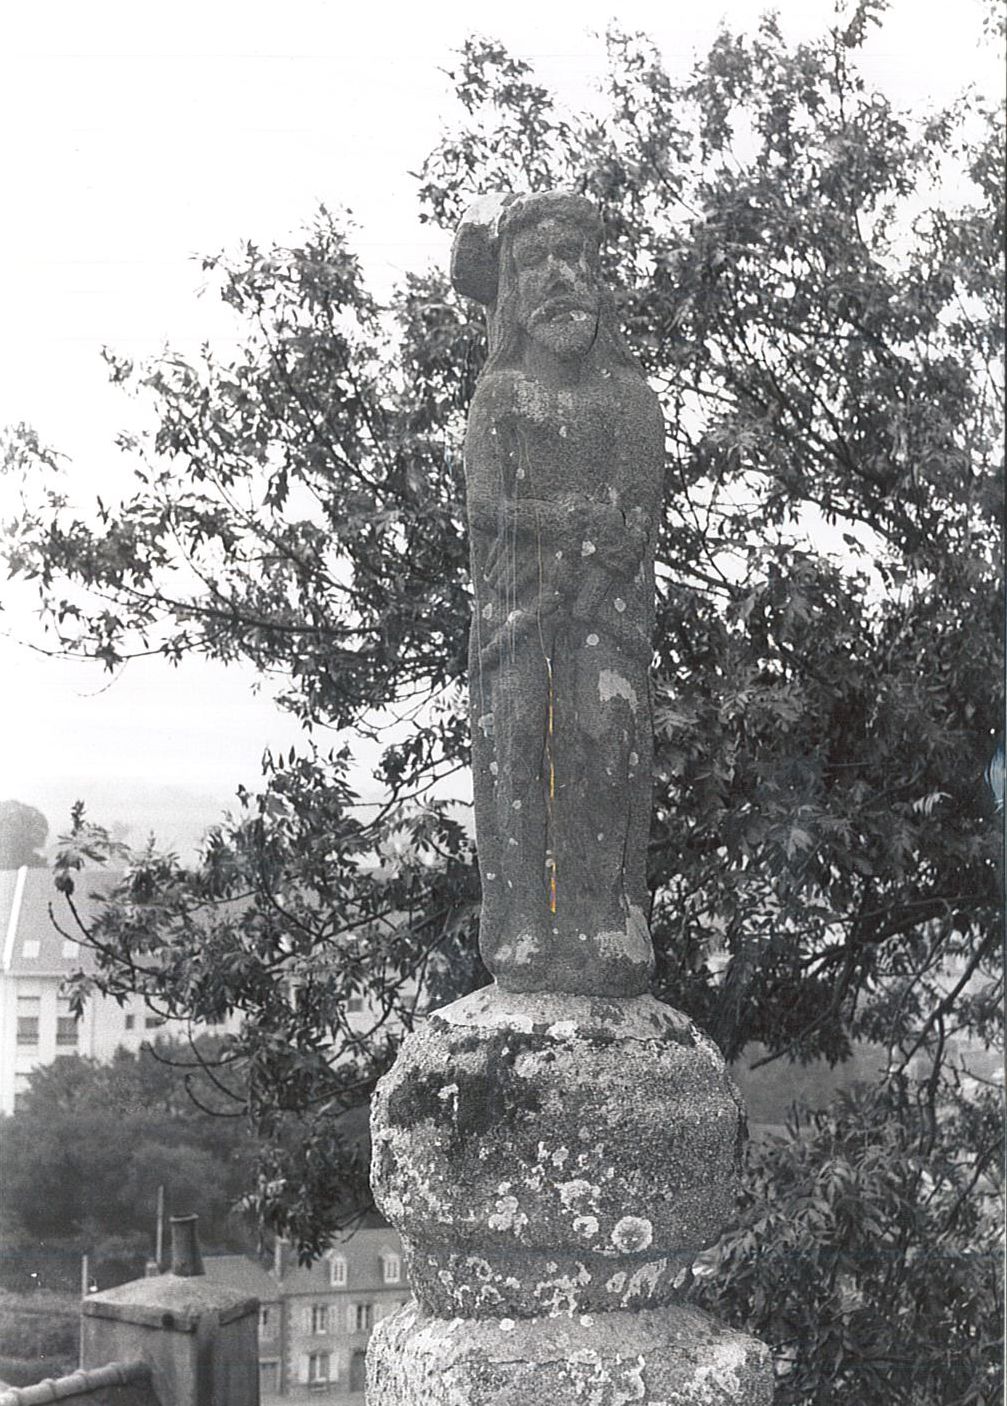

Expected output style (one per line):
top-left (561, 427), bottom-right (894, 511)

top-left (557, 497), bottom-right (648, 578)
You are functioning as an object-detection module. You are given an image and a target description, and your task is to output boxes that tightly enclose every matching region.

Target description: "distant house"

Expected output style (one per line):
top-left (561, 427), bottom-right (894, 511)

top-left (0, 866), bottom-right (238, 1115)
top-left (204, 1224), bottom-right (408, 1400)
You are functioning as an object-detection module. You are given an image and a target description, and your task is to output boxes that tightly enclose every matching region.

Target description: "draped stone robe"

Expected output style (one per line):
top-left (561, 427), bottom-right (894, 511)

top-left (465, 362), bottom-right (665, 995)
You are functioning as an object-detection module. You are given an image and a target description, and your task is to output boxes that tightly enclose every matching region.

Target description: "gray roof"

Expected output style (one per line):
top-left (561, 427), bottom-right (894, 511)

top-left (279, 1227), bottom-right (403, 1296)
top-left (0, 867), bottom-right (250, 978)
top-left (201, 1254), bottom-right (281, 1304)
top-left (0, 868), bottom-right (116, 977)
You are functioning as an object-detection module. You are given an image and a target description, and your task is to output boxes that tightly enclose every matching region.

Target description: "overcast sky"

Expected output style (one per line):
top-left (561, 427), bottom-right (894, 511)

top-left (0, 0), bottom-right (999, 856)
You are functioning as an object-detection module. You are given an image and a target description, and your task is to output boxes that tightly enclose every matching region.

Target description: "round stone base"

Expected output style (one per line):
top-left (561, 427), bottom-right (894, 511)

top-left (366, 1300), bottom-right (774, 1405)
top-left (371, 987), bottom-right (745, 1319)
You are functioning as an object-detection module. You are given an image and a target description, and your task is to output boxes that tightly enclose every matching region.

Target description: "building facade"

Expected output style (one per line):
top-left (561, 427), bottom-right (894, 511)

top-left (0, 866), bottom-right (235, 1114)
top-left (204, 1226), bottom-right (407, 1401)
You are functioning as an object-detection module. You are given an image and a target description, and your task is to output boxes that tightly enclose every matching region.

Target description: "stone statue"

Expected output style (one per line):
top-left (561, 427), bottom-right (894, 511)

top-left (366, 191), bottom-right (774, 1406)
top-left (452, 192), bottom-right (665, 995)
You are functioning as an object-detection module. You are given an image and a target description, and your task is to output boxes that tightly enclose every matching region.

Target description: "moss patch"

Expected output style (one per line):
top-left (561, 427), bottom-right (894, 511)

top-left (385, 1028), bottom-right (545, 1146)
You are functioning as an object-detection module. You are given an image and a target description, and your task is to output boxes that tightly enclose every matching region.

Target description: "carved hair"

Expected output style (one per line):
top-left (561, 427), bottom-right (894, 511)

top-left (451, 191), bottom-right (639, 380)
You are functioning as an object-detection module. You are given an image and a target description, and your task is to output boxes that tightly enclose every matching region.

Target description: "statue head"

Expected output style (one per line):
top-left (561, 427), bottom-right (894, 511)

top-left (451, 191), bottom-right (637, 378)
top-left (507, 194), bottom-right (601, 362)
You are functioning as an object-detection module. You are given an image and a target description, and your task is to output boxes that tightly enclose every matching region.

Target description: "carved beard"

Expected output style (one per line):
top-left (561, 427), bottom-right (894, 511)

top-left (526, 300), bottom-right (598, 361)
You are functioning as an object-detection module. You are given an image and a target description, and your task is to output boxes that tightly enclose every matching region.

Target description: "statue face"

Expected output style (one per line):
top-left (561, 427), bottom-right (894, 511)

top-left (511, 217), bottom-right (600, 362)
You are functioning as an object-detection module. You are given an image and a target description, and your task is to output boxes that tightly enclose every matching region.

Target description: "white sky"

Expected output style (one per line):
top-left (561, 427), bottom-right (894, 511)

top-left (0, 0), bottom-right (1000, 856)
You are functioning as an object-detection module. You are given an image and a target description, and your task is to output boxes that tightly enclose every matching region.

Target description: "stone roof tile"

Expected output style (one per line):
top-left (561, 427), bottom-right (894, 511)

top-left (0, 1361), bottom-right (152, 1406)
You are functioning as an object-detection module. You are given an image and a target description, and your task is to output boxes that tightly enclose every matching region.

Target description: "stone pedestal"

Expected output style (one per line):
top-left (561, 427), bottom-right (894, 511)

top-left (368, 1301), bottom-right (771, 1406)
top-left (368, 989), bottom-right (773, 1403)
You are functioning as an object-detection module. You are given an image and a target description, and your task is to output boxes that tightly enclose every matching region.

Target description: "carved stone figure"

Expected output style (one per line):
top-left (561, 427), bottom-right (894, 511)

top-left (453, 192), bottom-right (665, 995)
top-left (366, 191), bottom-right (774, 1406)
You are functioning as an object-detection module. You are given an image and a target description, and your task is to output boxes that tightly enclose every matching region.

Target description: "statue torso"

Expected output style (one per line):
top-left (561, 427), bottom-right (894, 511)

top-left (465, 366), bottom-right (664, 656)
top-left (466, 366), bottom-right (663, 519)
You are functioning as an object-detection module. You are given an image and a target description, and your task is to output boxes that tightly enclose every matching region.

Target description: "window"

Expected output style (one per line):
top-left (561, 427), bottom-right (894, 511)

top-left (346, 996), bottom-right (364, 1013)
top-left (259, 1306), bottom-right (275, 1337)
top-left (310, 1303), bottom-right (328, 1335)
top-left (124, 1014), bottom-right (135, 1030)
top-left (307, 1351), bottom-right (330, 1385)
top-left (350, 1302), bottom-right (373, 1333)
top-left (381, 1251), bottom-right (401, 1285)
top-left (144, 1015), bottom-right (166, 1030)
top-left (62, 939), bottom-right (78, 959)
top-left (329, 1254), bottom-right (347, 1287)
top-left (56, 1001), bottom-right (78, 1047)
top-left (21, 940), bottom-right (40, 959)
top-left (259, 1361), bottom-right (279, 1393)
top-left (16, 996), bottom-right (40, 1046)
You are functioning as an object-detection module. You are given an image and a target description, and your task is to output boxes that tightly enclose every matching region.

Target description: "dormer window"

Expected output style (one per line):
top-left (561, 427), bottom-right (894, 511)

top-left (329, 1253), bottom-right (347, 1288)
top-left (381, 1251), bottom-right (401, 1285)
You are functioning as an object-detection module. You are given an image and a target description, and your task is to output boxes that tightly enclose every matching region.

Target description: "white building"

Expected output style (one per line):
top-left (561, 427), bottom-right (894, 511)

top-left (0, 865), bottom-right (232, 1114)
top-left (0, 864), bottom-right (425, 1117)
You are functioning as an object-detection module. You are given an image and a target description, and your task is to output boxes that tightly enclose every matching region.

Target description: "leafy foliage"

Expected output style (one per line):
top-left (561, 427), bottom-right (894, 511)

top-left (700, 1079), bottom-right (1003, 1404)
top-left (0, 2), bottom-right (1002, 1392)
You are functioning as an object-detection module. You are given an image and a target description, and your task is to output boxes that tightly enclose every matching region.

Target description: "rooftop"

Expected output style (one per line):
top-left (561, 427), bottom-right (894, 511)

top-left (202, 1224), bottom-right (404, 1302)
top-left (0, 867), bottom-right (250, 980)
top-left (200, 1254), bottom-right (280, 1303)
top-left (0, 868), bottom-right (116, 977)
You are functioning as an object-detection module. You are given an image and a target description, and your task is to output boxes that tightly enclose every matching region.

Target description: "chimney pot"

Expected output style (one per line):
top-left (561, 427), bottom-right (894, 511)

top-left (169, 1215), bottom-right (204, 1278)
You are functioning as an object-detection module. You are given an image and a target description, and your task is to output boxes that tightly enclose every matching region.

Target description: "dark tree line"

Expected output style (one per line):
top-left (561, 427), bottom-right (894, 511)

top-left (1, 1040), bottom-right (258, 1293)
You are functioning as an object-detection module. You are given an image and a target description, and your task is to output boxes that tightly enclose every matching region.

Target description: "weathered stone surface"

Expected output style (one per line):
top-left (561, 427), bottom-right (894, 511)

top-left (365, 188), bottom-right (771, 1402)
top-left (460, 190), bottom-right (666, 996)
top-left (82, 1271), bottom-right (256, 1330)
top-left (403, 1244), bottom-right (693, 1321)
top-left (370, 987), bottom-right (744, 1318)
top-left (366, 1300), bottom-right (775, 1405)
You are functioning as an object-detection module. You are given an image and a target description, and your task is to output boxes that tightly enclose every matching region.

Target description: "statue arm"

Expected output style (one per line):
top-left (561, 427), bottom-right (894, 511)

top-left (468, 491), bottom-right (584, 544)
top-left (590, 390), bottom-right (665, 573)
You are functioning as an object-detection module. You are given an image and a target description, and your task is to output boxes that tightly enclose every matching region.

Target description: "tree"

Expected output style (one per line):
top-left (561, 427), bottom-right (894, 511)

top-left (698, 1076), bottom-right (1003, 1404)
top-left (1, 4), bottom-right (1002, 1395)
top-left (0, 1040), bottom-right (259, 1292)
top-left (0, 800), bottom-right (49, 868)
